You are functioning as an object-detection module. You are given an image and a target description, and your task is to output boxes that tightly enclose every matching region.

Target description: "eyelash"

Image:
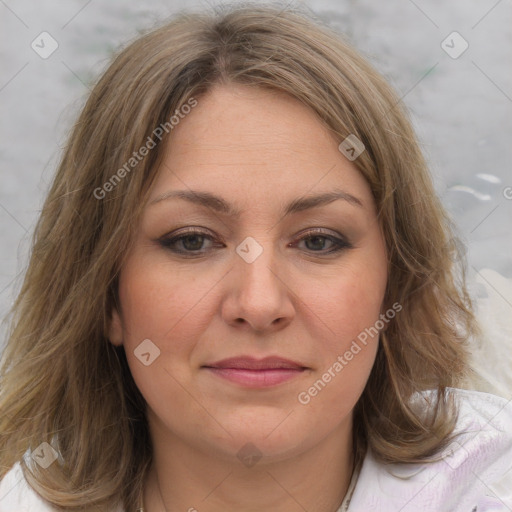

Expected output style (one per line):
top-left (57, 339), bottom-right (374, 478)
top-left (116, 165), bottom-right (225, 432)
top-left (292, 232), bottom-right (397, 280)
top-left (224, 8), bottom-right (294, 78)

top-left (158, 228), bottom-right (353, 257)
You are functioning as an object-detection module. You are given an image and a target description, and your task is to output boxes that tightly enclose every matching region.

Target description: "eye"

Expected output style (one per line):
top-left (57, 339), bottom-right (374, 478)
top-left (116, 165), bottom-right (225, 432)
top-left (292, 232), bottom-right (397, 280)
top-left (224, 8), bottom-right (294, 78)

top-left (158, 228), bottom-right (221, 256)
top-left (293, 229), bottom-right (353, 255)
top-left (158, 227), bottom-right (353, 257)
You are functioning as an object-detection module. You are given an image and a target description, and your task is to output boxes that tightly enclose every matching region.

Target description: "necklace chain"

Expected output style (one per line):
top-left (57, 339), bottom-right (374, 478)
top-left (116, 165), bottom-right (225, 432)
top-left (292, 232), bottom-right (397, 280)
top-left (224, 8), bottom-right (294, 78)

top-left (136, 458), bottom-right (359, 512)
top-left (137, 483), bottom-right (144, 511)
top-left (137, 469), bottom-right (169, 512)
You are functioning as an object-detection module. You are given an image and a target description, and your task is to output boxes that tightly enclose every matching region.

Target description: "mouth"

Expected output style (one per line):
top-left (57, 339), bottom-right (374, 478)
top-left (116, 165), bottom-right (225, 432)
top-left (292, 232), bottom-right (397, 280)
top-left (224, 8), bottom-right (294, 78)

top-left (201, 356), bottom-right (309, 388)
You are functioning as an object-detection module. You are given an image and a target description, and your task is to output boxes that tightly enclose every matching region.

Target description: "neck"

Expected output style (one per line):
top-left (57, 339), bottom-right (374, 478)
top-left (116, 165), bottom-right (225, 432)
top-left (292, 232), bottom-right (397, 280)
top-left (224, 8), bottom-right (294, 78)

top-left (142, 415), bottom-right (355, 512)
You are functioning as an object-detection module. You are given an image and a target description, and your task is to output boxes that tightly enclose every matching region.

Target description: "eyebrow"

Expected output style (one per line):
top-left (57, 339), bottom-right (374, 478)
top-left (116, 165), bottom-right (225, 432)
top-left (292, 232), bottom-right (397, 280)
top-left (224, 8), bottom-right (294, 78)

top-left (148, 188), bottom-right (364, 216)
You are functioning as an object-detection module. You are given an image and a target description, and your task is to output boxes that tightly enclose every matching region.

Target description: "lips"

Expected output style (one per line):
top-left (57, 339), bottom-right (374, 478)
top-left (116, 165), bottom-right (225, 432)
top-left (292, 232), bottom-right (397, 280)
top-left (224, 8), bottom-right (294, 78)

top-left (202, 356), bottom-right (308, 388)
top-left (202, 356), bottom-right (307, 370)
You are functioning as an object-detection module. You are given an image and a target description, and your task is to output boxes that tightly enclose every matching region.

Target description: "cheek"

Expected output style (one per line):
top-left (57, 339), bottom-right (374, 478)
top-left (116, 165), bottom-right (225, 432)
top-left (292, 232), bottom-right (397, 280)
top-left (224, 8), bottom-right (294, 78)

top-left (116, 256), bottom-right (226, 402)
top-left (116, 260), bottom-right (207, 402)
top-left (296, 340), bottom-right (377, 432)
top-left (305, 265), bottom-right (386, 349)
top-left (295, 271), bottom-right (384, 419)
top-left (117, 257), bottom-right (212, 344)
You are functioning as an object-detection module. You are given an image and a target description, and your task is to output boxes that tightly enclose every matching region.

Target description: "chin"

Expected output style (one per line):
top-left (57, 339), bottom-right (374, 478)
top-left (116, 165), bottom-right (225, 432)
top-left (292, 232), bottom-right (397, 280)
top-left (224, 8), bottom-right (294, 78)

top-left (207, 417), bottom-right (316, 461)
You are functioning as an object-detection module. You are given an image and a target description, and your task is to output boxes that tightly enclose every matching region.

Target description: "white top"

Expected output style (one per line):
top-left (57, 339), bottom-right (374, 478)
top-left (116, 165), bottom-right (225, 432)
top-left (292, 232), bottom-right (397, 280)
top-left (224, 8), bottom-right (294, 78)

top-left (1, 388), bottom-right (511, 511)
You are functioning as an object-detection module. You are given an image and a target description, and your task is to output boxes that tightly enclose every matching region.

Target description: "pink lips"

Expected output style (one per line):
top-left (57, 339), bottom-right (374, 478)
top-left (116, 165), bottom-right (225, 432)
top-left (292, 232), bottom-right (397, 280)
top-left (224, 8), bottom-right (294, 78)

top-left (202, 356), bottom-right (308, 388)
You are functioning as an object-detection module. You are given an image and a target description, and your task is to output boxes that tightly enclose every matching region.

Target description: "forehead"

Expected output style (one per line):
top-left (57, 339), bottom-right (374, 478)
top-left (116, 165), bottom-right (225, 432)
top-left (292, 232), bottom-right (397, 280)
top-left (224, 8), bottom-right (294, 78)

top-left (167, 84), bottom-right (337, 160)
top-left (149, 84), bottom-right (375, 213)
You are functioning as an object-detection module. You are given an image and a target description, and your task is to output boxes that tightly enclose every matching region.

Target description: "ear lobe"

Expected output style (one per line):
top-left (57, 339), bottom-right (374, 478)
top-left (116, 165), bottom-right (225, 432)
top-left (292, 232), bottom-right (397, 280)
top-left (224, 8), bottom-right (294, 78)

top-left (108, 307), bottom-right (124, 346)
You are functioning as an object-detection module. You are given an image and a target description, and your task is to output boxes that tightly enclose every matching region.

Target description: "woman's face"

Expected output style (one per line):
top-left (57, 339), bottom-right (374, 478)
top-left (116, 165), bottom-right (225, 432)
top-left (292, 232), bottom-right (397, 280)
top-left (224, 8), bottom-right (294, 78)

top-left (109, 84), bottom-right (388, 463)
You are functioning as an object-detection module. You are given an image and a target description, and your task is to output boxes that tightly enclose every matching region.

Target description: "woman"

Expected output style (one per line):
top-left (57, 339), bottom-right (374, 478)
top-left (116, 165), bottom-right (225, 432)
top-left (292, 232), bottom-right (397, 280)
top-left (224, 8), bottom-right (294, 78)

top-left (1, 4), bottom-right (511, 511)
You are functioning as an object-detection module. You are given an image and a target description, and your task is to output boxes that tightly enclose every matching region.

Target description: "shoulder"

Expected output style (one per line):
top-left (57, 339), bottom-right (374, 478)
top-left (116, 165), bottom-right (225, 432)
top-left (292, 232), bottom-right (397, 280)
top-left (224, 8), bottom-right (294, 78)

top-left (0, 462), bottom-right (57, 512)
top-left (348, 388), bottom-right (512, 512)
top-left (0, 462), bottom-right (125, 512)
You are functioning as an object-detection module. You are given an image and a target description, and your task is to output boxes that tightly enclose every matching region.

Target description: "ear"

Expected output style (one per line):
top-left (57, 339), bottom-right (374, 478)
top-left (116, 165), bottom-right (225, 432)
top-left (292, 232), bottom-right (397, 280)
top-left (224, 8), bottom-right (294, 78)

top-left (108, 306), bottom-right (124, 346)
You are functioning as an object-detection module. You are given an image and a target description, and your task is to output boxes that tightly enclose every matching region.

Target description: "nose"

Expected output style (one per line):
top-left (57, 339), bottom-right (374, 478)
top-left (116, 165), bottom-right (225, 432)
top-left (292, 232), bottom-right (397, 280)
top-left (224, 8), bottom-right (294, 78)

top-left (220, 239), bottom-right (295, 333)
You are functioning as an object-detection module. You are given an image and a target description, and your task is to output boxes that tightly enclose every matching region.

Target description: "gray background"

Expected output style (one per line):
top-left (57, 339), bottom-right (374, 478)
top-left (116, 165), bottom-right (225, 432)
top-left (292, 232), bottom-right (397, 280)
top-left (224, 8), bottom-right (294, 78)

top-left (1, 0), bottom-right (511, 396)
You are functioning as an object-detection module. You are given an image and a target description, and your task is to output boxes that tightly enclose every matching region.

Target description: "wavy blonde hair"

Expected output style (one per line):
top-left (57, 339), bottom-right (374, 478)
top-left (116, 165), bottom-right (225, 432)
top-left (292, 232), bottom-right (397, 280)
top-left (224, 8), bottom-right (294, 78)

top-left (0, 3), bottom-right (478, 510)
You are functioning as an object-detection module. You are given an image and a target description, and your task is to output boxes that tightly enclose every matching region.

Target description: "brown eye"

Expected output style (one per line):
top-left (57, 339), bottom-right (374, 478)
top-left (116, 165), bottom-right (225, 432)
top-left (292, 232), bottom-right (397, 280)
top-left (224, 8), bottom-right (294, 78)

top-left (293, 229), bottom-right (353, 255)
top-left (178, 233), bottom-right (208, 251)
top-left (159, 229), bottom-right (220, 256)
